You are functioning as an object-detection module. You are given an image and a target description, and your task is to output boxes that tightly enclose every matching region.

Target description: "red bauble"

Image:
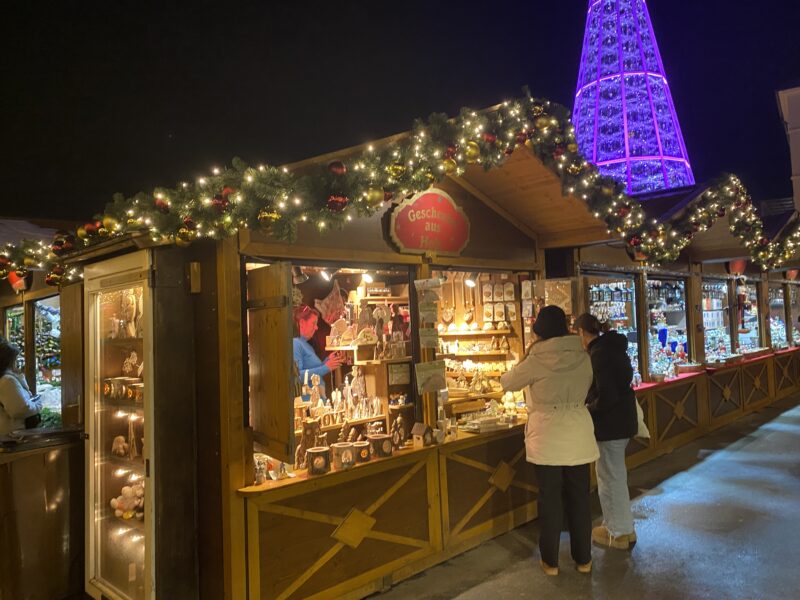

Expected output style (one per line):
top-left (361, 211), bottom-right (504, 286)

top-left (326, 195), bottom-right (349, 213)
top-left (616, 206), bottom-right (630, 217)
top-left (481, 132), bottom-right (497, 144)
top-left (684, 231), bottom-right (694, 240)
top-left (627, 234), bottom-right (642, 247)
top-left (553, 145), bottom-right (565, 158)
top-left (328, 161), bottom-right (347, 176)
top-left (221, 186), bottom-right (236, 197)
top-left (716, 208), bottom-right (726, 218)
top-left (758, 237), bottom-right (769, 246)
top-left (0, 255), bottom-right (9, 266)
top-left (212, 195), bottom-right (230, 212)
top-left (504, 146), bottom-right (515, 156)
top-left (84, 222), bottom-right (97, 235)
top-left (183, 216), bottom-right (196, 230)
top-left (45, 273), bottom-right (62, 287)
top-left (154, 198), bottom-right (170, 214)
top-left (515, 131), bottom-right (528, 145)
top-left (445, 145), bottom-right (457, 159)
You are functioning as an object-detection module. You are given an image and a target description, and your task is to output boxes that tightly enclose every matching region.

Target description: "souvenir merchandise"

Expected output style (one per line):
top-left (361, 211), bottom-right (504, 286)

top-left (493, 283), bottom-right (504, 301)
top-left (254, 460), bottom-right (268, 485)
top-left (493, 302), bottom-right (505, 322)
top-left (503, 282), bottom-right (515, 301)
top-left (109, 482), bottom-right (145, 521)
top-left (368, 433), bottom-right (393, 458)
top-left (482, 283), bottom-right (493, 303)
top-left (521, 279), bottom-right (532, 300)
top-left (354, 441), bottom-right (371, 462)
top-left (111, 435), bottom-right (128, 457)
top-left (331, 442), bottom-right (355, 470)
top-left (306, 447), bottom-right (332, 476)
top-left (294, 418), bottom-right (322, 470)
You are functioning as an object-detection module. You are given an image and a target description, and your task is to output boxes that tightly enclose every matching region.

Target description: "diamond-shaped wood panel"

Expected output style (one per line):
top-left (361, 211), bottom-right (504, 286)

top-left (742, 361), bottom-right (769, 408)
top-left (331, 508), bottom-right (376, 549)
top-left (654, 380), bottom-right (699, 444)
top-left (709, 368), bottom-right (742, 424)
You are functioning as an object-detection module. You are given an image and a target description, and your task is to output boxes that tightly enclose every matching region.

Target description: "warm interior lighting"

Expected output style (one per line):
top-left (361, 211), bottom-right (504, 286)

top-left (292, 266), bottom-right (308, 284)
top-left (362, 272), bottom-right (374, 284)
top-left (465, 272), bottom-right (477, 288)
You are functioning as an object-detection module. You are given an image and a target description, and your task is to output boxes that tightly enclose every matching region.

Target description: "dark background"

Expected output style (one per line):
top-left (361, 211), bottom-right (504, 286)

top-left (2, 0), bottom-right (799, 222)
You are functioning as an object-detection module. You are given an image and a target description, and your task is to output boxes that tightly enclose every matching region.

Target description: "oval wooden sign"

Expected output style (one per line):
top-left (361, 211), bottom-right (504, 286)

top-left (389, 189), bottom-right (470, 256)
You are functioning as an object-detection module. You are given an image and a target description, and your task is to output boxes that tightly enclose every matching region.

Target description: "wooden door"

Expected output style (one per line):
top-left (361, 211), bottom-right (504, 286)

top-left (247, 262), bottom-right (296, 463)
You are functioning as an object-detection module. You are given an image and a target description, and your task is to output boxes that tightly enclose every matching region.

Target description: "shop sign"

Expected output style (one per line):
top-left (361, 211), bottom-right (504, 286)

top-left (389, 189), bottom-right (470, 256)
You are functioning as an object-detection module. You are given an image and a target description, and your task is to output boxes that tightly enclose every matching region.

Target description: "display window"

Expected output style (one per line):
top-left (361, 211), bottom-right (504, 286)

top-left (34, 295), bottom-right (62, 422)
top-left (768, 284), bottom-right (788, 349)
top-left (245, 261), bottom-right (415, 480)
top-left (702, 280), bottom-right (733, 363)
top-left (790, 284), bottom-right (800, 345)
top-left (735, 281), bottom-right (763, 353)
top-left (431, 269), bottom-right (528, 429)
top-left (3, 304), bottom-right (25, 371)
top-left (586, 274), bottom-right (641, 384)
top-left (646, 278), bottom-right (690, 377)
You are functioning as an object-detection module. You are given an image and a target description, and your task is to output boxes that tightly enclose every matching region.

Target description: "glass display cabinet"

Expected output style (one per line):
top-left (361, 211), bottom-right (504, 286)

top-left (646, 278), bottom-right (689, 377)
top-left (735, 281), bottom-right (762, 353)
top-left (4, 304), bottom-right (25, 371)
top-left (790, 284), bottom-right (800, 345)
top-left (85, 255), bottom-right (152, 600)
top-left (768, 284), bottom-right (788, 349)
top-left (586, 274), bottom-right (640, 384)
top-left (702, 280), bottom-right (733, 363)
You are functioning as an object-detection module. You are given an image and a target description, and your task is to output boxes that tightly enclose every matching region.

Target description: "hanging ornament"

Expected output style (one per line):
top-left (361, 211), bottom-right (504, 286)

top-left (758, 237), bottom-right (769, 246)
top-left (524, 138), bottom-right (535, 150)
top-left (553, 145), bottom-right (565, 159)
top-left (566, 162), bottom-right (582, 175)
top-left (445, 144), bottom-right (457, 159)
top-left (0, 268), bottom-right (8, 280)
top-left (22, 256), bottom-right (36, 268)
top-left (616, 206), bottom-right (630, 217)
top-left (102, 216), bottom-right (119, 231)
top-left (174, 227), bottom-right (197, 248)
top-left (388, 163), bottom-right (406, 178)
top-left (504, 146), bottom-right (515, 156)
top-left (627, 234), bottom-right (642, 247)
top-left (154, 198), bottom-right (170, 214)
top-left (221, 186), bottom-right (236, 198)
top-left (45, 266), bottom-right (65, 286)
top-left (328, 161), bottom-right (347, 176)
top-left (534, 116), bottom-right (550, 130)
top-left (365, 187), bottom-right (384, 207)
top-left (515, 131), bottom-right (528, 146)
top-left (442, 158), bottom-right (457, 174)
top-left (481, 132), bottom-right (497, 144)
top-left (212, 195), bottom-right (230, 212)
top-left (531, 103), bottom-right (545, 117)
top-left (257, 209), bottom-right (281, 224)
top-left (567, 143), bottom-right (579, 153)
top-left (182, 216), bottom-right (196, 230)
top-left (464, 141), bottom-right (481, 163)
top-left (326, 195), bottom-right (349, 213)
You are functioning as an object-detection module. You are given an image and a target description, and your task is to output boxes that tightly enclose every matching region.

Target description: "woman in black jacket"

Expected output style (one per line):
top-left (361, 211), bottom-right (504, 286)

top-left (574, 313), bottom-right (638, 550)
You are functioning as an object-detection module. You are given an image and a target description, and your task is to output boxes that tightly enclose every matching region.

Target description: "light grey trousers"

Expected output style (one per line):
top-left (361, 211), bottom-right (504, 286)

top-left (596, 438), bottom-right (635, 536)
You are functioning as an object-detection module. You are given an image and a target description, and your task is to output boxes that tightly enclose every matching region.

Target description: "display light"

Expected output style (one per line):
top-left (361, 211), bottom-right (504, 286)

top-left (362, 272), bottom-right (374, 284)
top-left (320, 269), bottom-right (331, 281)
top-left (464, 273), bottom-right (478, 288)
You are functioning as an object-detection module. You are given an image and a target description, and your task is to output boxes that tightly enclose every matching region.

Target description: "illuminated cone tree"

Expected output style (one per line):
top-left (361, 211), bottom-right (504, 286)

top-left (572, 0), bottom-right (694, 194)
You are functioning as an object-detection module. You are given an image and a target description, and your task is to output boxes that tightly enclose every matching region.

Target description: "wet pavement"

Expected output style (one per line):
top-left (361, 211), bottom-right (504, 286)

top-left (375, 397), bottom-right (800, 600)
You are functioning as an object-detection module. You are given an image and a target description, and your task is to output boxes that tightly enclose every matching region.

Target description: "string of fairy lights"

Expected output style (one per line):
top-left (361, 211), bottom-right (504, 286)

top-left (0, 89), bottom-right (797, 286)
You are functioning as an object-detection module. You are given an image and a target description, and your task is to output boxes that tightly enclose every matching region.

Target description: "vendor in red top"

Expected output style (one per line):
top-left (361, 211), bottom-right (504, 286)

top-left (293, 305), bottom-right (343, 397)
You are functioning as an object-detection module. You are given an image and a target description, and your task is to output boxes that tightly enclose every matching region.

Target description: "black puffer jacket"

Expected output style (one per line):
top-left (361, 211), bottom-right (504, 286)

top-left (585, 331), bottom-right (638, 441)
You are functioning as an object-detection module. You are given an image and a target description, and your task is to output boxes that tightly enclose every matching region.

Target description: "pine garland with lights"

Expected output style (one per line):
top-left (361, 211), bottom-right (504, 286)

top-left (0, 88), bottom-right (796, 286)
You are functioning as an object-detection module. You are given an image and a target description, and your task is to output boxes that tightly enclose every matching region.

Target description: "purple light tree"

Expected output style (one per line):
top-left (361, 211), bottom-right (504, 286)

top-left (572, 0), bottom-right (694, 195)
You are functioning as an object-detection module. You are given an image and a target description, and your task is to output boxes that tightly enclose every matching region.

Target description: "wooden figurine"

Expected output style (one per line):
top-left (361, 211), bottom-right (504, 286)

top-left (294, 417), bottom-right (321, 470)
top-left (391, 414), bottom-right (406, 449)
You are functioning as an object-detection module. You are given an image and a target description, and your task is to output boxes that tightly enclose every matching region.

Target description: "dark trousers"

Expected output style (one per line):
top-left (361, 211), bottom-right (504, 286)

top-left (534, 463), bottom-right (592, 567)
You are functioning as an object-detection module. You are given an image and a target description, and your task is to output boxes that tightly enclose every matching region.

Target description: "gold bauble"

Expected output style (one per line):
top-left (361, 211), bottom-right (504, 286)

top-left (97, 227), bottom-right (109, 237)
top-left (442, 158), bottom-right (457, 174)
top-left (76, 226), bottom-right (88, 239)
top-left (531, 103), bottom-right (545, 117)
top-left (423, 171), bottom-right (435, 183)
top-left (23, 256), bottom-right (36, 267)
top-left (524, 138), bottom-right (534, 150)
top-left (567, 163), bottom-right (582, 175)
top-left (102, 216), bottom-right (119, 230)
top-left (126, 218), bottom-right (138, 227)
top-left (567, 143), bottom-right (579, 153)
top-left (464, 141), bottom-right (481, 163)
top-left (365, 187), bottom-right (384, 206)
top-left (534, 116), bottom-right (549, 130)
top-left (257, 210), bottom-right (281, 223)
top-left (388, 163), bottom-right (406, 178)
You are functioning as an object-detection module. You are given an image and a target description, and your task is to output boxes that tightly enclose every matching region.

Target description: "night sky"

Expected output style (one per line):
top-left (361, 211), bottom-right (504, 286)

top-left (3, 1), bottom-right (800, 223)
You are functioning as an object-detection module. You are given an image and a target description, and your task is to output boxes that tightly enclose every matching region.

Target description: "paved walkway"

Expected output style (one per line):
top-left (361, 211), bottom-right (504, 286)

top-left (375, 398), bottom-right (800, 600)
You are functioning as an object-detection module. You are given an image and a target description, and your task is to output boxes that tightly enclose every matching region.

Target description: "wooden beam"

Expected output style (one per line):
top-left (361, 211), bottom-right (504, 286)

top-left (538, 226), bottom-right (612, 249)
top-left (447, 174), bottom-right (539, 242)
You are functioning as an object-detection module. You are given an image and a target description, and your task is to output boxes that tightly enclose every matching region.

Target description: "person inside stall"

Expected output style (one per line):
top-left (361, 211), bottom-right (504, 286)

top-left (293, 305), bottom-right (343, 398)
top-left (0, 341), bottom-right (41, 435)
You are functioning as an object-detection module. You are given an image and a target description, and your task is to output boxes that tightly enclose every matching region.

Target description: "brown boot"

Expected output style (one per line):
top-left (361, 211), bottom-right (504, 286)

top-left (576, 560), bottom-right (592, 574)
top-left (539, 560), bottom-right (559, 576)
top-left (592, 525), bottom-right (635, 550)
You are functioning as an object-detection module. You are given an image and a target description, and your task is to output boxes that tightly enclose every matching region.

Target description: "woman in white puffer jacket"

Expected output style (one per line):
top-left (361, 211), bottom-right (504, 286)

top-left (500, 305), bottom-right (598, 576)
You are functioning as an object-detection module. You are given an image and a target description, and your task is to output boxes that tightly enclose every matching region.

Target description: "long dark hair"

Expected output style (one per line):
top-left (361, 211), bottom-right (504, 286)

top-left (573, 312), bottom-right (611, 335)
top-left (0, 342), bottom-right (20, 377)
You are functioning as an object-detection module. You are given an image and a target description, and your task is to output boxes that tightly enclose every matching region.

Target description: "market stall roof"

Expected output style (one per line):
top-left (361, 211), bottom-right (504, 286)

top-left (284, 125), bottom-right (612, 250)
top-left (0, 218), bottom-right (75, 246)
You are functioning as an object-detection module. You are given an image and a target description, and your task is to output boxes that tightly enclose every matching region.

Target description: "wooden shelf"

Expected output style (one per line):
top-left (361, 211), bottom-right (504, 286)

top-left (355, 357), bottom-right (412, 366)
top-left (439, 351), bottom-right (510, 358)
top-left (325, 344), bottom-right (376, 351)
top-left (439, 330), bottom-right (511, 338)
top-left (295, 414), bottom-right (387, 435)
top-left (447, 371), bottom-right (504, 378)
top-left (363, 296), bottom-right (409, 303)
top-left (102, 338), bottom-right (143, 348)
top-left (445, 391), bottom-right (503, 404)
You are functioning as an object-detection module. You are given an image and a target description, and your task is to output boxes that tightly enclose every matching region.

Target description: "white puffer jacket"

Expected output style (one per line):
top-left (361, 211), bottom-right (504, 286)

top-left (0, 373), bottom-right (39, 436)
top-left (500, 335), bottom-right (598, 466)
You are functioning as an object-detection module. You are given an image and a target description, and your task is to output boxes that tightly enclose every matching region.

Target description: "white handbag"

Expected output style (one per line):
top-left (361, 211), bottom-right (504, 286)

top-left (635, 400), bottom-right (650, 439)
